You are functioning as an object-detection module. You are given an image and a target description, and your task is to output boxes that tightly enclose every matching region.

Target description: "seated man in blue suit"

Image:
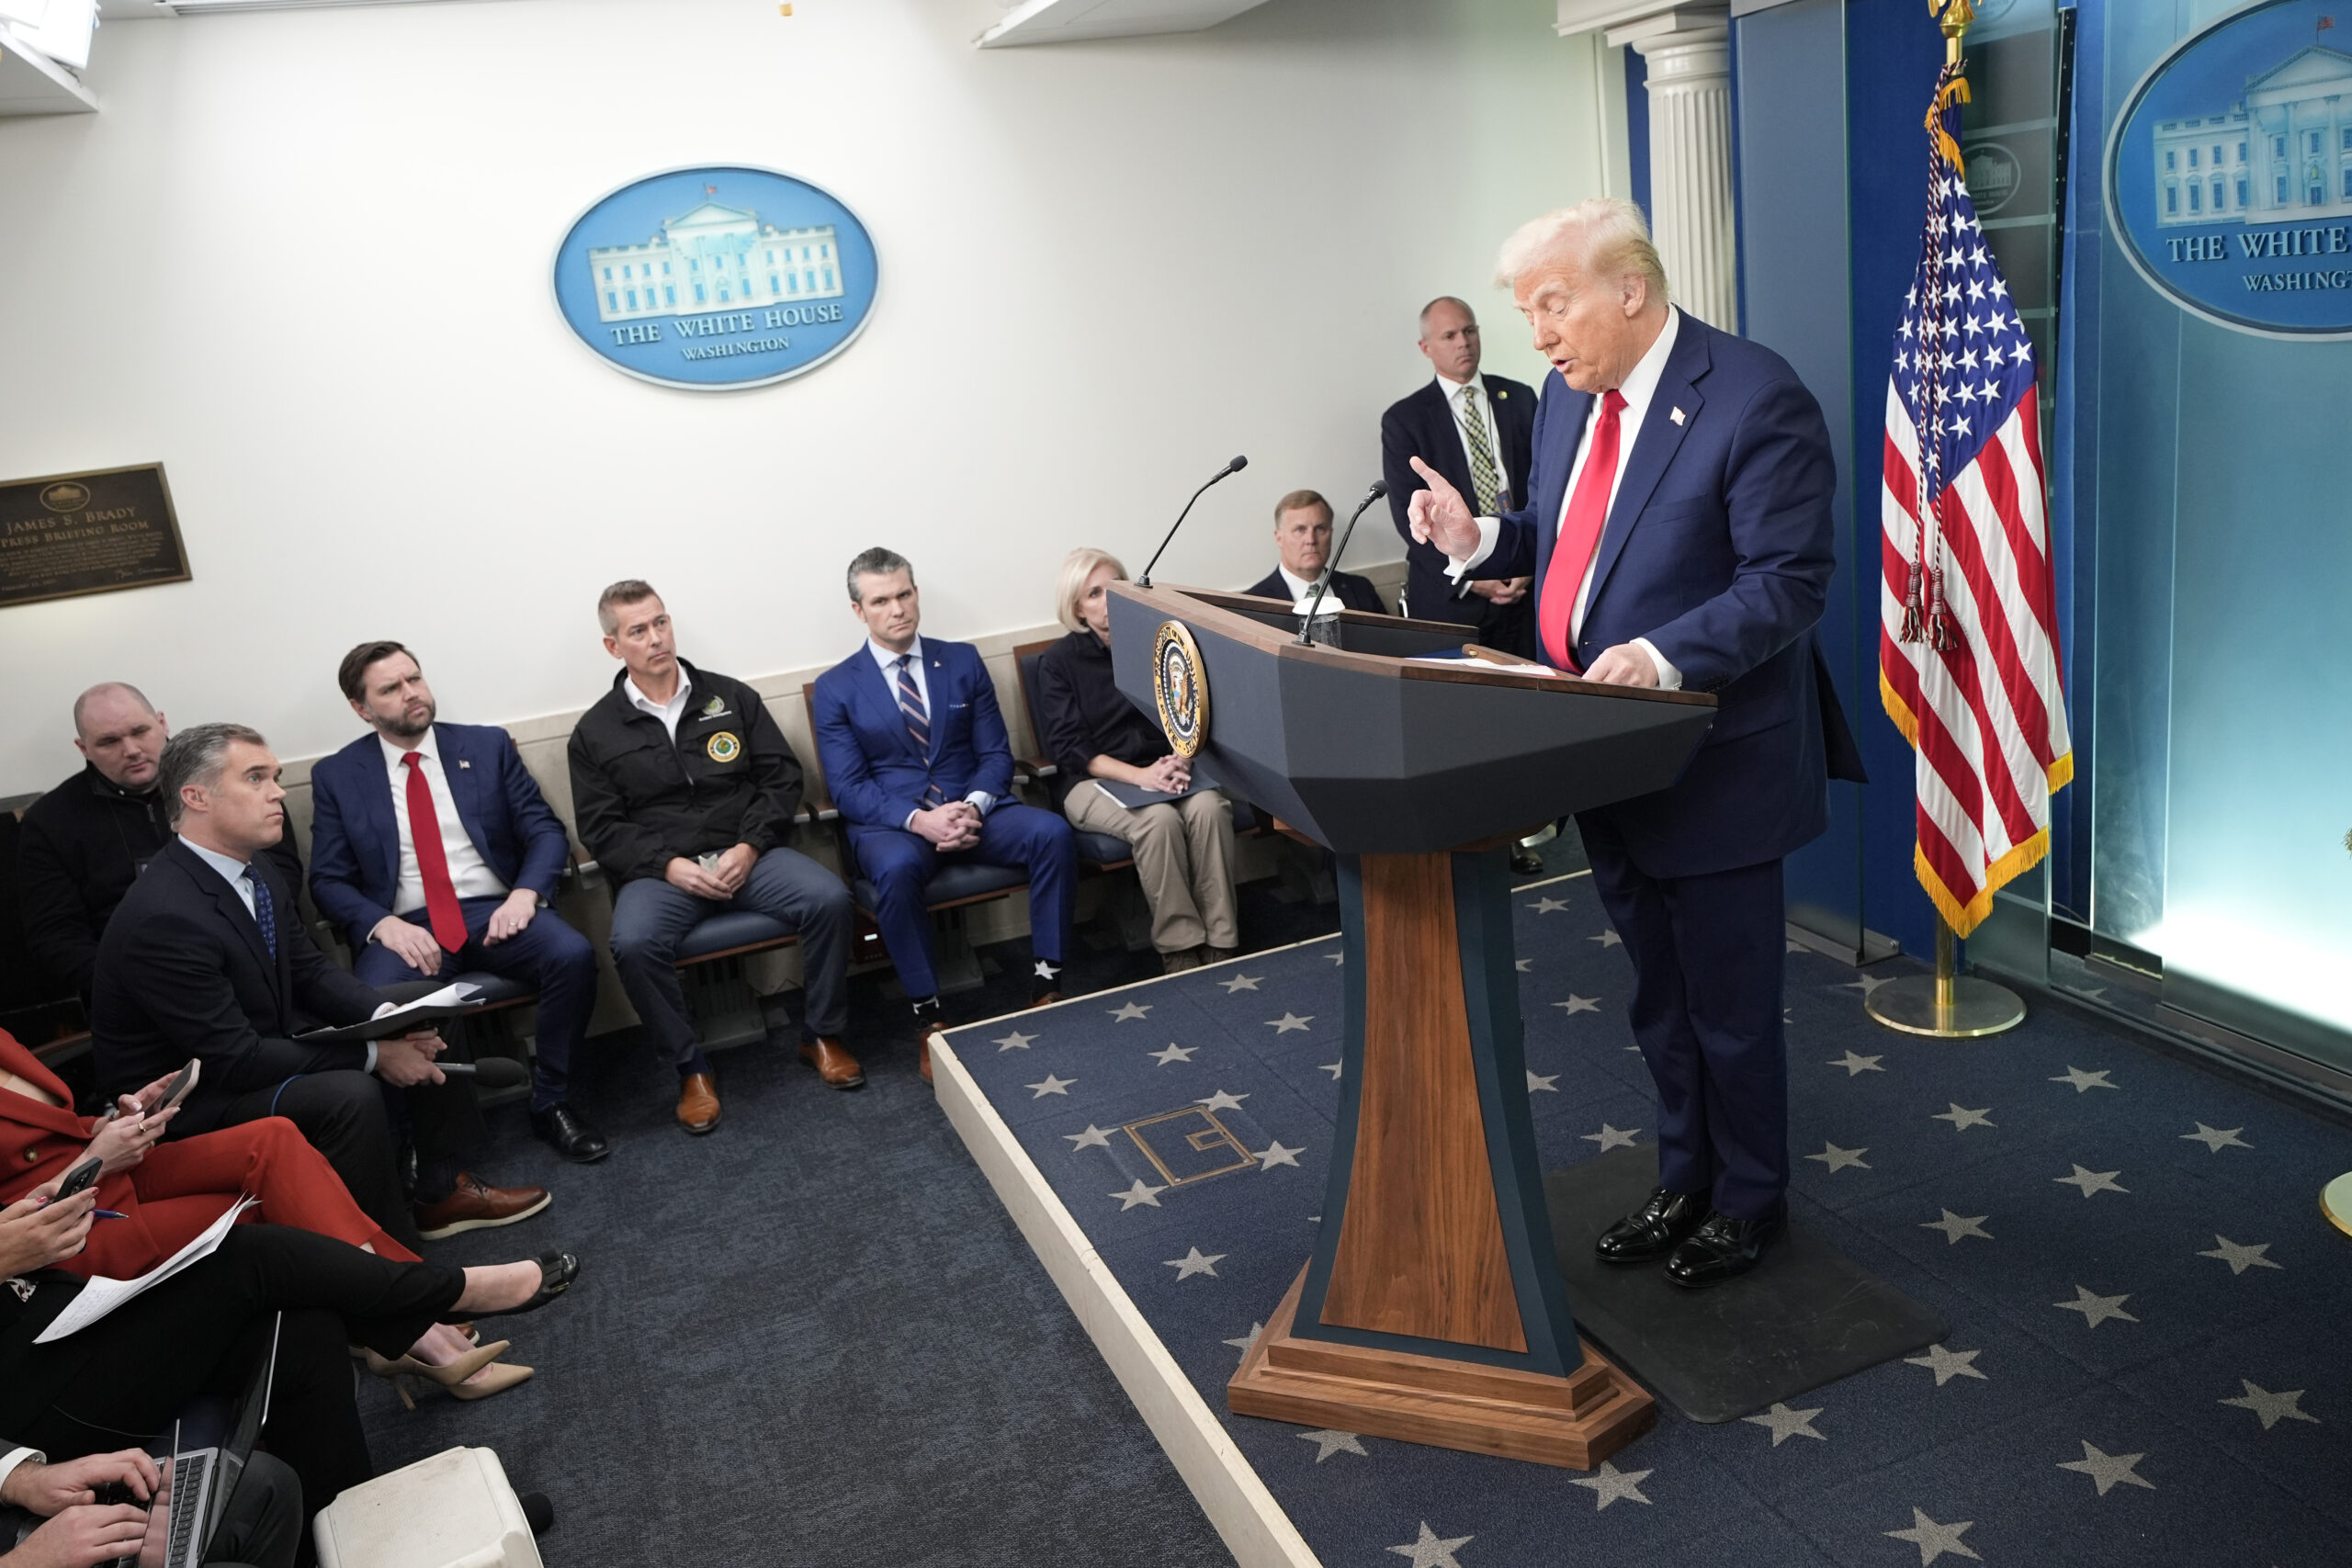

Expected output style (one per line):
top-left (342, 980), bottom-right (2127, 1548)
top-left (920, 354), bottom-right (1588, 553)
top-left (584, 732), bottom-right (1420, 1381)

top-left (1410, 198), bottom-right (1865, 1290)
top-left (310, 642), bottom-right (608, 1165)
top-left (811, 547), bottom-right (1077, 1082)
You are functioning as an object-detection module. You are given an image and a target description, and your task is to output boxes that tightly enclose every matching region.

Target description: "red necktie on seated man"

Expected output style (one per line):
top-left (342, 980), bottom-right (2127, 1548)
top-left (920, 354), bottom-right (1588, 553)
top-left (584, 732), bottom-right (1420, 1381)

top-left (1537, 388), bottom-right (1629, 671)
top-left (401, 752), bottom-right (469, 953)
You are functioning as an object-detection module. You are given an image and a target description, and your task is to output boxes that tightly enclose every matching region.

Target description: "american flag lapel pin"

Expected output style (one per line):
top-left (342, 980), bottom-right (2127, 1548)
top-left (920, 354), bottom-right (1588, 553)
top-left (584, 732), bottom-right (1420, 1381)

top-left (458, 760), bottom-right (471, 769)
top-left (1669, 406), bottom-right (1686, 425)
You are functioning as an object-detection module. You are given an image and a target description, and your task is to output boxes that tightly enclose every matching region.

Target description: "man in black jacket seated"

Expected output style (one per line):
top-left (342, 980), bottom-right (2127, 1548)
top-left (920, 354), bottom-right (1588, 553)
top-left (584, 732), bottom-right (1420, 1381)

top-left (16, 684), bottom-right (302, 1001)
top-left (1241, 490), bottom-right (1390, 615)
top-left (89, 725), bottom-right (548, 1253)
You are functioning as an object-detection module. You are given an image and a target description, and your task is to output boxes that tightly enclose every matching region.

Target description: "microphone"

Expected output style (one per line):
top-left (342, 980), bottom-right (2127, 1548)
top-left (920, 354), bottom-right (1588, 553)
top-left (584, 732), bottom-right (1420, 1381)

top-left (437, 1056), bottom-right (528, 1089)
top-left (1296, 480), bottom-right (1388, 644)
top-left (1136, 455), bottom-right (1249, 588)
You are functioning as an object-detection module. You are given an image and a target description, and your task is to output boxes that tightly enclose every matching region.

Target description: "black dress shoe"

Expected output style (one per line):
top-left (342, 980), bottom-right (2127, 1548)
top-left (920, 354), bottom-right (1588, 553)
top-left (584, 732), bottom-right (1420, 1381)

top-left (447, 1251), bottom-right (580, 1323)
top-left (1595, 1187), bottom-right (1709, 1264)
top-left (1510, 848), bottom-right (1546, 876)
top-left (1665, 1206), bottom-right (1785, 1290)
top-left (530, 1104), bottom-right (610, 1164)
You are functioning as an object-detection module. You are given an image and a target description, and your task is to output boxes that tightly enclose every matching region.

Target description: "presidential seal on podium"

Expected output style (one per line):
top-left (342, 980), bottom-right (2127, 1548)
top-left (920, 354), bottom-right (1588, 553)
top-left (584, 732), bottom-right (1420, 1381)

top-left (1152, 619), bottom-right (1209, 760)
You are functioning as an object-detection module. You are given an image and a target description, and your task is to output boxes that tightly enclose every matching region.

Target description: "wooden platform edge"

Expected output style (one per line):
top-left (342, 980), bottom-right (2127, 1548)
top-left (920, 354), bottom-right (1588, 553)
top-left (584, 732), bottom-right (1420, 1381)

top-left (932, 1028), bottom-right (1324, 1568)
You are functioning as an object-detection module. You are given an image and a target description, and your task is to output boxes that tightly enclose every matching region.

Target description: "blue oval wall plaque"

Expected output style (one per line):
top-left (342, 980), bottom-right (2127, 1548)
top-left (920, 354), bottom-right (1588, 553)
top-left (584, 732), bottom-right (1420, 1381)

top-left (554, 166), bottom-right (879, 389)
top-left (2107, 0), bottom-right (2352, 339)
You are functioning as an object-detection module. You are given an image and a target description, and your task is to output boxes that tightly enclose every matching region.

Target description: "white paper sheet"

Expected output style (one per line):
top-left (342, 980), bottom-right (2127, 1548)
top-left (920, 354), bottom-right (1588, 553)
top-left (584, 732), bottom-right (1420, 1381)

top-left (35, 1196), bottom-right (258, 1343)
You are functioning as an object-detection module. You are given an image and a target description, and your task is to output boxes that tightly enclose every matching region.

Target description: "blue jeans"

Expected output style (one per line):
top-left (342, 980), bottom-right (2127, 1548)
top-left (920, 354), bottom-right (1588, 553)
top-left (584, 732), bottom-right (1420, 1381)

top-left (607, 848), bottom-right (854, 1066)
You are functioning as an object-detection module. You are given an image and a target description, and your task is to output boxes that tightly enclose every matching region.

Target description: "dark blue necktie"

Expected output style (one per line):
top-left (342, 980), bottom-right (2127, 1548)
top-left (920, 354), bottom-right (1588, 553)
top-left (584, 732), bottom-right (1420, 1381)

top-left (896, 656), bottom-right (945, 808)
top-left (243, 868), bottom-right (278, 965)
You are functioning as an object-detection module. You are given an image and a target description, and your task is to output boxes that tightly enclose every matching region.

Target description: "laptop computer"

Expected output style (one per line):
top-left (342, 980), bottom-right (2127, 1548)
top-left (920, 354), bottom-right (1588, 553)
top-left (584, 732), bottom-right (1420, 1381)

top-left (119, 1313), bottom-right (279, 1568)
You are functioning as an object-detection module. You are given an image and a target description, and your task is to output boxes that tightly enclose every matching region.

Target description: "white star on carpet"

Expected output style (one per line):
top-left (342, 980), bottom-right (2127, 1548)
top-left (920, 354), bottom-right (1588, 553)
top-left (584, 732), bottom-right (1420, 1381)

top-left (1530, 897), bottom-right (1570, 914)
top-left (2051, 1066), bottom-right (2117, 1092)
top-left (1527, 1070), bottom-right (1559, 1093)
top-left (1589, 930), bottom-right (1623, 948)
top-left (1297, 1428), bottom-right (1367, 1462)
top-left (992, 1030), bottom-right (1036, 1051)
top-left (1318, 1060), bottom-right (1342, 1079)
top-left (1111, 1179), bottom-right (1166, 1211)
top-left (1581, 1123), bottom-right (1640, 1151)
top-left (1164, 1247), bottom-right (1225, 1280)
top-left (1266, 1012), bottom-right (1315, 1033)
top-left (2181, 1122), bottom-right (2251, 1153)
top-left (2054, 1284), bottom-right (2138, 1328)
top-left (1555, 995), bottom-right (1600, 1015)
top-left (1026, 1074), bottom-right (1074, 1098)
top-left (1108, 1001), bottom-right (1151, 1021)
top-left (1386, 1522), bottom-right (1473, 1567)
top-left (1568, 1460), bottom-right (1652, 1509)
top-left (1829, 1051), bottom-right (1884, 1076)
top-left (2198, 1235), bottom-right (2282, 1275)
top-left (1256, 1141), bottom-right (1303, 1169)
top-left (1932, 1103), bottom-right (1995, 1131)
top-left (1806, 1142), bottom-right (1871, 1173)
top-left (1216, 973), bottom-right (1263, 993)
top-left (1195, 1089), bottom-right (1249, 1112)
top-left (1148, 1043), bottom-right (1198, 1066)
top-left (1884, 1507), bottom-right (1980, 1564)
top-left (2220, 1380), bottom-right (2319, 1429)
top-left (2054, 1164), bottom-right (2128, 1198)
top-left (1223, 1323), bottom-right (1262, 1359)
top-left (1921, 1210), bottom-right (1993, 1245)
top-left (2056, 1439), bottom-right (2154, 1495)
top-left (1905, 1344), bottom-right (1987, 1385)
top-left (1742, 1403), bottom-right (1826, 1445)
top-left (1064, 1123), bottom-right (1114, 1151)
top-left (1843, 973), bottom-right (1894, 997)
top-left (1514, 958), bottom-right (1534, 972)
top-left (1034, 959), bottom-right (1057, 980)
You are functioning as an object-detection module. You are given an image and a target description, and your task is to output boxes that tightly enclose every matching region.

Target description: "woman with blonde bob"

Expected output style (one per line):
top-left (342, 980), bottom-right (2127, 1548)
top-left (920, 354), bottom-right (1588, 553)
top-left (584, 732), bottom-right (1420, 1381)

top-left (1034, 548), bottom-right (1238, 972)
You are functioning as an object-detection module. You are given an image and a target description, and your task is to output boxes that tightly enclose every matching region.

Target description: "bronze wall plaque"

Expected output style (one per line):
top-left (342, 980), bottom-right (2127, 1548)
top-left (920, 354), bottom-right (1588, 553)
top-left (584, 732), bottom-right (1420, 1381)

top-left (0, 464), bottom-right (190, 610)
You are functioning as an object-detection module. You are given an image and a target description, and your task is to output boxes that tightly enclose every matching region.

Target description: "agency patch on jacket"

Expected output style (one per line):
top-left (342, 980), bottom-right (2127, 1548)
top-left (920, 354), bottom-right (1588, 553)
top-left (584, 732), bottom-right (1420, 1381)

top-left (706, 731), bottom-right (741, 763)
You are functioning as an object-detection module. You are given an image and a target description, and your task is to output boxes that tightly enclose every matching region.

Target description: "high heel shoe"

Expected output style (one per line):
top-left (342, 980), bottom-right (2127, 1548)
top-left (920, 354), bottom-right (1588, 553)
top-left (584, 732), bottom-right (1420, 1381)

top-left (362, 1341), bottom-right (530, 1409)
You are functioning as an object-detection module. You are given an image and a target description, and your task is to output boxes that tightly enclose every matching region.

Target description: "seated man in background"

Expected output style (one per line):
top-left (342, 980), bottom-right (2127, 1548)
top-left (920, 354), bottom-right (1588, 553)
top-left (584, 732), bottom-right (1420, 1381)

top-left (310, 641), bottom-right (607, 1165)
top-left (812, 549), bottom-right (1077, 1082)
top-left (1035, 548), bottom-right (1238, 975)
top-left (89, 724), bottom-right (548, 1253)
top-left (567, 581), bottom-right (857, 1135)
top-left (1241, 490), bottom-right (1389, 614)
top-left (16, 683), bottom-right (301, 1000)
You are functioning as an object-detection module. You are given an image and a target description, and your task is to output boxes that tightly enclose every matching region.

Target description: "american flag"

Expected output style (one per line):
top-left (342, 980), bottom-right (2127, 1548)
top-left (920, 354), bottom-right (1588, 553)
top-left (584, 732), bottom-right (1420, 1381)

top-left (1880, 62), bottom-right (2071, 938)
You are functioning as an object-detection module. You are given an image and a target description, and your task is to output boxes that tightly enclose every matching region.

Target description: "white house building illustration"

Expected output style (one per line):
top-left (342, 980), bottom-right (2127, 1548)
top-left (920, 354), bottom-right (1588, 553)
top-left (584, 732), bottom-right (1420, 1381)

top-left (2152, 45), bottom-right (2352, 227)
top-left (589, 197), bottom-right (842, 321)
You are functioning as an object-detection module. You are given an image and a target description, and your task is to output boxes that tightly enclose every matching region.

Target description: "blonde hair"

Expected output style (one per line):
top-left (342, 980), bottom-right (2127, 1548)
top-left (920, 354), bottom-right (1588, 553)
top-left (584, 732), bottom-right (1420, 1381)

top-left (1494, 197), bottom-right (1669, 305)
top-left (1056, 547), bottom-right (1128, 634)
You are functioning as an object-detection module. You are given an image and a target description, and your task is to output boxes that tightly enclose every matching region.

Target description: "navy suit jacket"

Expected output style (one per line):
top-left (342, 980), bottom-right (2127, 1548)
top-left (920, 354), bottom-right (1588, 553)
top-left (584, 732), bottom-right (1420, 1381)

top-left (810, 639), bottom-right (1017, 833)
top-left (308, 722), bottom-right (571, 953)
top-left (1240, 567), bottom-right (1388, 615)
top-left (1382, 373), bottom-right (1536, 623)
top-left (1477, 313), bottom-right (1864, 879)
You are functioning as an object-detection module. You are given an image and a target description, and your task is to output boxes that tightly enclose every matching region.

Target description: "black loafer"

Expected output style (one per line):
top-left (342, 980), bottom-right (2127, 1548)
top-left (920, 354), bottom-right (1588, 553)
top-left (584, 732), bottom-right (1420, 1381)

top-left (451, 1251), bottom-right (580, 1323)
top-left (530, 1104), bottom-right (610, 1164)
top-left (1510, 849), bottom-right (1546, 877)
top-left (1595, 1187), bottom-right (1709, 1264)
top-left (1665, 1206), bottom-right (1785, 1290)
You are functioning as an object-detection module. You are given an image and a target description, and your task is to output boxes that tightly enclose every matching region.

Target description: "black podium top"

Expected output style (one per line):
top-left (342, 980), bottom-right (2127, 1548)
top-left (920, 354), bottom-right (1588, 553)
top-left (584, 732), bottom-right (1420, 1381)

top-left (1106, 583), bottom-right (1716, 855)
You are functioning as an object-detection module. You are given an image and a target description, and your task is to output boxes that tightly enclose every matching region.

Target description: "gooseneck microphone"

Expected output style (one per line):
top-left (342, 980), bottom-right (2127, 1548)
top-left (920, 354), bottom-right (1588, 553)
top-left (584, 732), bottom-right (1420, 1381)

top-left (1296, 480), bottom-right (1389, 643)
top-left (1136, 455), bottom-right (1249, 588)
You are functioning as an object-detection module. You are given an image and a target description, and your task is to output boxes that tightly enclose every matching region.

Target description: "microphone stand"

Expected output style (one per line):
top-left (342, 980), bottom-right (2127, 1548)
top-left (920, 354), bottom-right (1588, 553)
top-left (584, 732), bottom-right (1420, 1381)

top-left (1295, 482), bottom-right (1388, 645)
top-left (1138, 456), bottom-right (1249, 588)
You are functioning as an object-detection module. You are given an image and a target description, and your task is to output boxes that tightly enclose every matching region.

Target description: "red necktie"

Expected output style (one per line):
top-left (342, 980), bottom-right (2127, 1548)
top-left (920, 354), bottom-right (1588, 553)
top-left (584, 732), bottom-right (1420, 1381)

top-left (1538, 388), bottom-right (1629, 671)
top-left (401, 752), bottom-right (468, 953)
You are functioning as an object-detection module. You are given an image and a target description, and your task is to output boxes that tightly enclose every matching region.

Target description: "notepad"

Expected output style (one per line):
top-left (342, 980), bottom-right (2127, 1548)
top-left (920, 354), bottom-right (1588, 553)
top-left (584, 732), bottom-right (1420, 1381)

top-left (295, 982), bottom-right (484, 1044)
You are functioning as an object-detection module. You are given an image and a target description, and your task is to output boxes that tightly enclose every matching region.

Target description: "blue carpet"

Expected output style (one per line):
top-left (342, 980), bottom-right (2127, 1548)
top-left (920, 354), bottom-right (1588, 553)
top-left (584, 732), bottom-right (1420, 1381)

top-left (945, 869), bottom-right (2352, 1568)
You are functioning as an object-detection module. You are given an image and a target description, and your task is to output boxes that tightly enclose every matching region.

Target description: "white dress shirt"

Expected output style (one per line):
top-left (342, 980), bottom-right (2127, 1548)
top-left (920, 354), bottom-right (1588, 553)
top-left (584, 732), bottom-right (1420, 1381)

top-left (627, 671), bottom-right (695, 741)
top-left (1434, 371), bottom-right (1511, 508)
top-left (866, 637), bottom-right (994, 823)
top-left (1450, 306), bottom-right (1686, 688)
top-left (379, 735), bottom-right (508, 915)
top-left (1274, 563), bottom-right (1326, 608)
top-left (0, 1446), bottom-right (42, 1497)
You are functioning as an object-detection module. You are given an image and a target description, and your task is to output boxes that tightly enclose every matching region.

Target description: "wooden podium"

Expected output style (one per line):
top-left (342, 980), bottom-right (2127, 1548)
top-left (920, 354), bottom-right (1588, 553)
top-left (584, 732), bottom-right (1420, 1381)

top-left (1106, 583), bottom-right (1718, 1469)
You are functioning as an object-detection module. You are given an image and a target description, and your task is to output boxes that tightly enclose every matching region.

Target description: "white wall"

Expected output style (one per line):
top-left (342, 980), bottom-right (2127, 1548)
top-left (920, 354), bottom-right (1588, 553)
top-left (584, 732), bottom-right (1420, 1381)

top-left (0, 0), bottom-right (1610, 795)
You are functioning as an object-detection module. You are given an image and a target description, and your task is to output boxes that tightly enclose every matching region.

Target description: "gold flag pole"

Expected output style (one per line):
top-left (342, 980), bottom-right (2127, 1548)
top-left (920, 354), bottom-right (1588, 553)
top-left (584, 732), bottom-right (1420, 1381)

top-left (1867, 0), bottom-right (2027, 1041)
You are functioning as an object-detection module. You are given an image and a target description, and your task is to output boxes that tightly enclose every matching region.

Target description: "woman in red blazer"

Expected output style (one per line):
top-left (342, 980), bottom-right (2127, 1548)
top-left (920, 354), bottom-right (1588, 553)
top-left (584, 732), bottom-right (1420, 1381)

top-left (0, 1029), bottom-right (532, 1403)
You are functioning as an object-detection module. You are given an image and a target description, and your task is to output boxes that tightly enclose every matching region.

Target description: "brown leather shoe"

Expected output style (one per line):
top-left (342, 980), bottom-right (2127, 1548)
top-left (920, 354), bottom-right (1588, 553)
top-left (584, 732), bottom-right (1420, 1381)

top-left (917, 1021), bottom-right (947, 1087)
top-left (1030, 991), bottom-right (1060, 1009)
top-left (412, 1172), bottom-right (552, 1242)
top-left (799, 1037), bottom-right (865, 1089)
top-left (676, 1071), bottom-right (721, 1134)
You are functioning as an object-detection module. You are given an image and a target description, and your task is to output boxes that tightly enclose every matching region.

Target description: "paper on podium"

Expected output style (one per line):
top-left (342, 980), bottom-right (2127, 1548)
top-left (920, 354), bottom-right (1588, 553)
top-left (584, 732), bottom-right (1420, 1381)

top-left (36, 1196), bottom-right (258, 1343)
top-left (296, 982), bottom-right (484, 1045)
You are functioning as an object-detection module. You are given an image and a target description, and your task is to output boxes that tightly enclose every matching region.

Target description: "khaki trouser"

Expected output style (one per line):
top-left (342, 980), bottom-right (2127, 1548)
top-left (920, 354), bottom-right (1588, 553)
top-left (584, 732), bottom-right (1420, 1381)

top-left (1063, 782), bottom-right (1239, 953)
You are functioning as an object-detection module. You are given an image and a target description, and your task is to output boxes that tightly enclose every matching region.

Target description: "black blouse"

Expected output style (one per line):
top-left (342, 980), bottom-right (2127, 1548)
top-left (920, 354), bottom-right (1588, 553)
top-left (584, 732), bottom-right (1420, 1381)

top-left (1034, 629), bottom-right (1170, 805)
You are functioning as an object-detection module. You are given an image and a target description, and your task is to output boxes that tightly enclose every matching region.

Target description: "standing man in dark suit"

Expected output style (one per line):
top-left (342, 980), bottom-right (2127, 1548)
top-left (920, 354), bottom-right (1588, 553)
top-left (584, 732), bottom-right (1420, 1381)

top-left (1410, 199), bottom-right (1864, 1289)
top-left (88, 724), bottom-right (549, 1253)
top-left (811, 548), bottom-right (1077, 1082)
top-left (310, 642), bottom-right (607, 1164)
top-left (1381, 296), bottom-right (1538, 651)
top-left (1241, 491), bottom-right (1390, 613)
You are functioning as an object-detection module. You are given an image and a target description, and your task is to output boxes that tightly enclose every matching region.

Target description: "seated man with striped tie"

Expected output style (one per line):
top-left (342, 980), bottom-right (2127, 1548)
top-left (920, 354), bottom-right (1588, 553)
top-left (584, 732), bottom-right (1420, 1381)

top-left (810, 548), bottom-right (1078, 1083)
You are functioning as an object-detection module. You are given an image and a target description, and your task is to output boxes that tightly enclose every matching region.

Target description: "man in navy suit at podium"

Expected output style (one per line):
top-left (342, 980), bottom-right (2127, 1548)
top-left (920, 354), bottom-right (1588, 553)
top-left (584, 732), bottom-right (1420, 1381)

top-left (1410, 198), bottom-right (1864, 1289)
top-left (812, 548), bottom-right (1077, 1082)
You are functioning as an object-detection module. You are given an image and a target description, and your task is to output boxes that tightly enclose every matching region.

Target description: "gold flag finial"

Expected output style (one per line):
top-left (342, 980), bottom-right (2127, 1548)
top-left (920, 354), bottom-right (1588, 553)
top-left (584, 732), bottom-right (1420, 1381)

top-left (1931, 0), bottom-right (1975, 64)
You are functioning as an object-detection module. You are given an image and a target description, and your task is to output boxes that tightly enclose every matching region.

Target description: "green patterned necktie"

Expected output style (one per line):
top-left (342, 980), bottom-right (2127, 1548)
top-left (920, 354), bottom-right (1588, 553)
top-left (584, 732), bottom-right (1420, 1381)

top-left (1456, 384), bottom-right (1501, 514)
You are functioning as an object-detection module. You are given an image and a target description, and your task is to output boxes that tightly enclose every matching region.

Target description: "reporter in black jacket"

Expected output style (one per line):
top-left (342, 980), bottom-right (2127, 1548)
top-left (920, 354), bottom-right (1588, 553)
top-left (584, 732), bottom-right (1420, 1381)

top-left (89, 726), bottom-right (548, 1254)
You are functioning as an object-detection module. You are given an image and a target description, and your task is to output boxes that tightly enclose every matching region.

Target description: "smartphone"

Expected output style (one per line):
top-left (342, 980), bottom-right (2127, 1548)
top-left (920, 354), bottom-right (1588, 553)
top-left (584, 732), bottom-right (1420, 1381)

top-left (54, 1155), bottom-right (103, 1201)
top-left (140, 1059), bottom-right (200, 1119)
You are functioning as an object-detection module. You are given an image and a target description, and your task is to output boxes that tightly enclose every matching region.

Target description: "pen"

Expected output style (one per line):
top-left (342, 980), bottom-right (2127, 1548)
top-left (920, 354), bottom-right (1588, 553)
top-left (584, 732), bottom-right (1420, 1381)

top-left (94, 1210), bottom-right (129, 1221)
